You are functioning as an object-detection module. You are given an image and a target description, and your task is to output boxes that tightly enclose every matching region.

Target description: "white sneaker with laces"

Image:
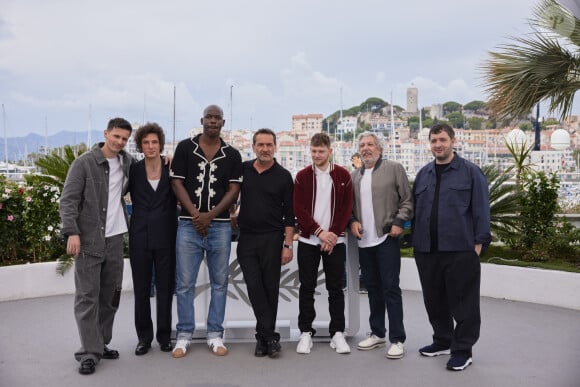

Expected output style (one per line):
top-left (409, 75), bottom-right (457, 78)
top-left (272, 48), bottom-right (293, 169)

top-left (296, 332), bottom-right (313, 354)
top-left (172, 339), bottom-right (190, 358)
top-left (330, 332), bottom-right (351, 354)
top-left (386, 342), bottom-right (405, 359)
top-left (208, 337), bottom-right (228, 356)
top-left (357, 334), bottom-right (386, 350)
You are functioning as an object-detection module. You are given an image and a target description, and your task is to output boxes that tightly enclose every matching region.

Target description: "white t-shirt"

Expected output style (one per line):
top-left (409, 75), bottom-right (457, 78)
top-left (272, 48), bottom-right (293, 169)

top-left (357, 167), bottom-right (388, 248)
top-left (299, 166), bottom-right (345, 246)
top-left (105, 156), bottom-right (128, 237)
top-left (148, 178), bottom-right (160, 191)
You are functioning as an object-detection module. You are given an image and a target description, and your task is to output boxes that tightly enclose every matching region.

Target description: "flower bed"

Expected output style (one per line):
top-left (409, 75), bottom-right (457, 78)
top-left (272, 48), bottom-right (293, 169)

top-left (0, 177), bottom-right (65, 264)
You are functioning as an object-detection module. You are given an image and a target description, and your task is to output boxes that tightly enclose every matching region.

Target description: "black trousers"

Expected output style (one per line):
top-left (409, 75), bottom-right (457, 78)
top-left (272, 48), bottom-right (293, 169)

top-left (415, 251), bottom-right (481, 356)
top-left (129, 247), bottom-right (175, 345)
top-left (237, 231), bottom-right (283, 341)
top-left (297, 242), bottom-right (346, 337)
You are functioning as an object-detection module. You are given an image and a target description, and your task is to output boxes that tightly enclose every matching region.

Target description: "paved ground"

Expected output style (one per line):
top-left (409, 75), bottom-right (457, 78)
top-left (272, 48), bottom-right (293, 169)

top-left (1, 290), bottom-right (579, 387)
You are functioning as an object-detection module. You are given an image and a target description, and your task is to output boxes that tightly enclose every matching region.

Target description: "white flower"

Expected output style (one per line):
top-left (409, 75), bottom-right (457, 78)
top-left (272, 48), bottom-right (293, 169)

top-left (47, 225), bottom-right (54, 231)
top-left (44, 235), bottom-right (51, 241)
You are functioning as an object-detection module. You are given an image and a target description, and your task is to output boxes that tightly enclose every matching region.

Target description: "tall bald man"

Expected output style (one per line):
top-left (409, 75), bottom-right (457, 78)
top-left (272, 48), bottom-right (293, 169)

top-left (170, 105), bottom-right (243, 358)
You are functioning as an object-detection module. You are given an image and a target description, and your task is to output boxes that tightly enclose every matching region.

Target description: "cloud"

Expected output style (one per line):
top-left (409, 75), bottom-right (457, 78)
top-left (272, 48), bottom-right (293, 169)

top-left (375, 72), bottom-right (386, 84)
top-left (281, 52), bottom-right (342, 99)
top-left (219, 80), bottom-right (275, 130)
top-left (0, 0), bottom-right (554, 136)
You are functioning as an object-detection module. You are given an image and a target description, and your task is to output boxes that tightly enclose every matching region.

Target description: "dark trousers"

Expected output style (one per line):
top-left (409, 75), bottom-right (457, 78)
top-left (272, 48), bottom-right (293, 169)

top-left (237, 231), bottom-right (283, 341)
top-left (359, 236), bottom-right (406, 343)
top-left (298, 242), bottom-right (346, 337)
top-left (415, 251), bottom-right (481, 356)
top-left (129, 247), bottom-right (175, 345)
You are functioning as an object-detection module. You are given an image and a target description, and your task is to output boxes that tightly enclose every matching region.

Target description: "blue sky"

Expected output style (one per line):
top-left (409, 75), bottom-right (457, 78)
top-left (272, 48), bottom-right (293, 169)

top-left (0, 0), bottom-right (576, 138)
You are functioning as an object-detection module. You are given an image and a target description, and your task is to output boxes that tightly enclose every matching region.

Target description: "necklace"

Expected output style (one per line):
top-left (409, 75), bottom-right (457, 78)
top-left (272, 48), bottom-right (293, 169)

top-left (146, 162), bottom-right (162, 180)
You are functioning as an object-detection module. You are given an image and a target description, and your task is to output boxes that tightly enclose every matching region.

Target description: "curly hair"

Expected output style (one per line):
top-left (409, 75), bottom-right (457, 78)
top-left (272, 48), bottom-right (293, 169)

top-left (134, 122), bottom-right (165, 153)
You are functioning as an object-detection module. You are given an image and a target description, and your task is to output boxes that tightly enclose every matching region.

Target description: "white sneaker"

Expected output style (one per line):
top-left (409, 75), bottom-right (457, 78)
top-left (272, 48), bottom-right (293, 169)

top-left (357, 334), bottom-right (386, 350)
top-left (330, 332), bottom-right (351, 354)
top-left (208, 337), bottom-right (228, 356)
top-left (296, 332), bottom-right (313, 354)
top-left (172, 339), bottom-right (189, 358)
top-left (386, 342), bottom-right (405, 359)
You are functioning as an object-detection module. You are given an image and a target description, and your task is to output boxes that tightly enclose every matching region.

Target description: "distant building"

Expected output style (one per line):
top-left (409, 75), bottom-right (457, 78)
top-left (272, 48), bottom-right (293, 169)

top-left (360, 113), bottom-right (406, 133)
top-left (337, 116), bottom-right (357, 136)
top-left (429, 104), bottom-right (443, 119)
top-left (406, 87), bottom-right (418, 113)
top-left (291, 114), bottom-right (323, 134)
top-left (564, 115), bottom-right (580, 132)
top-left (530, 150), bottom-right (575, 173)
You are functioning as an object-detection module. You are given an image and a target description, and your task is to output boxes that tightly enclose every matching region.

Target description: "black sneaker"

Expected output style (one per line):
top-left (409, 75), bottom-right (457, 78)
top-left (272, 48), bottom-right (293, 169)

top-left (254, 340), bottom-right (268, 357)
top-left (267, 339), bottom-right (281, 358)
top-left (78, 359), bottom-right (96, 375)
top-left (419, 343), bottom-right (451, 357)
top-left (446, 354), bottom-right (473, 371)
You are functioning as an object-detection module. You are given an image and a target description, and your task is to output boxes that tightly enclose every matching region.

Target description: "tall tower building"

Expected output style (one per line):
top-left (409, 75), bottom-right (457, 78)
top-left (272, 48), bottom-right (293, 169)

top-left (406, 87), bottom-right (418, 114)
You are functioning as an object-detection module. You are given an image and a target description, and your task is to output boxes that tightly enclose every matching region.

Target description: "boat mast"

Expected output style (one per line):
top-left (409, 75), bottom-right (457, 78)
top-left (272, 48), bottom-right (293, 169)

top-left (390, 91), bottom-right (396, 161)
top-left (172, 85), bottom-right (176, 151)
top-left (2, 104), bottom-right (8, 174)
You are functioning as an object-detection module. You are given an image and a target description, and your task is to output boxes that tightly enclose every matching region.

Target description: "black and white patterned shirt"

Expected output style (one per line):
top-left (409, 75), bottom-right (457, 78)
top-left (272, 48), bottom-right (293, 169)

top-left (170, 134), bottom-right (242, 221)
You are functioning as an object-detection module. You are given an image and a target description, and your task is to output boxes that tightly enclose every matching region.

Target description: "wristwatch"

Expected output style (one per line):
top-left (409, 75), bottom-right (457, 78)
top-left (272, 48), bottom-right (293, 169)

top-left (283, 243), bottom-right (293, 250)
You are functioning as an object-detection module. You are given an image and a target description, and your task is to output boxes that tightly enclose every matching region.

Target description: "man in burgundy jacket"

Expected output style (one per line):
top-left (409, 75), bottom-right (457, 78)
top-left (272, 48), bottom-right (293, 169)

top-left (293, 132), bottom-right (353, 354)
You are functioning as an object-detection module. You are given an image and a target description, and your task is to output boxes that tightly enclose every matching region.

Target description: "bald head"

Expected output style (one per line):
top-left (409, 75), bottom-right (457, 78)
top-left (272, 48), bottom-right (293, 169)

top-left (203, 104), bottom-right (224, 118)
top-left (201, 104), bottom-right (225, 138)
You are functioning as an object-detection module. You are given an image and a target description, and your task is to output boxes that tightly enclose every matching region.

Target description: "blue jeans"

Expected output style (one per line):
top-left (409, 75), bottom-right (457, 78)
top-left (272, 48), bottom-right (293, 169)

top-left (175, 220), bottom-right (231, 340)
top-left (359, 236), bottom-right (406, 343)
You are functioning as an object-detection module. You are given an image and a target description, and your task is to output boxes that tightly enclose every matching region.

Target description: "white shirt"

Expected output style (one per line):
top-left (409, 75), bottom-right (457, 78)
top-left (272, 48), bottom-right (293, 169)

top-left (105, 156), bottom-right (128, 237)
top-left (357, 167), bottom-right (388, 248)
top-left (299, 165), bottom-right (345, 246)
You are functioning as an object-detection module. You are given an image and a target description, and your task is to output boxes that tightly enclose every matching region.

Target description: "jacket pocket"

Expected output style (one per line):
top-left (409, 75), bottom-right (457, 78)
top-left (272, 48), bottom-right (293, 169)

top-left (448, 184), bottom-right (471, 207)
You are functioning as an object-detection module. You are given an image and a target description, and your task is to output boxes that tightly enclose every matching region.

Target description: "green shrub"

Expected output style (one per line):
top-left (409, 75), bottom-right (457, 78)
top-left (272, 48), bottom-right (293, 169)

top-left (0, 176), bottom-right (65, 264)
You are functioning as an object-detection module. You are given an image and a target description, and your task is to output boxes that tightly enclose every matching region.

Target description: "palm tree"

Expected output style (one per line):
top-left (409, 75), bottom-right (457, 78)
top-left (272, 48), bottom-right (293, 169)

top-left (482, 164), bottom-right (523, 244)
top-left (482, 0), bottom-right (580, 120)
top-left (503, 139), bottom-right (535, 187)
top-left (24, 144), bottom-right (86, 188)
